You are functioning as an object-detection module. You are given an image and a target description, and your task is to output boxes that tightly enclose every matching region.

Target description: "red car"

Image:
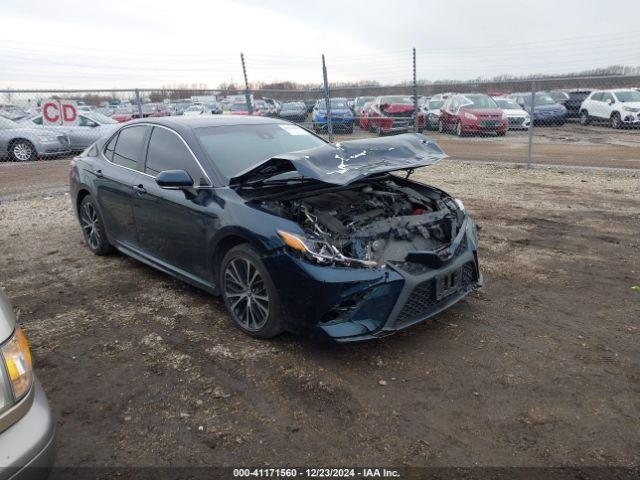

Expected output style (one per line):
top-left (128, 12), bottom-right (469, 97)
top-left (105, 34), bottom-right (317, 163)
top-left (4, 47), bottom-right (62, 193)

top-left (367, 95), bottom-right (425, 135)
top-left (359, 101), bottom-right (374, 129)
top-left (228, 103), bottom-right (250, 116)
top-left (110, 107), bottom-right (135, 123)
top-left (438, 94), bottom-right (507, 136)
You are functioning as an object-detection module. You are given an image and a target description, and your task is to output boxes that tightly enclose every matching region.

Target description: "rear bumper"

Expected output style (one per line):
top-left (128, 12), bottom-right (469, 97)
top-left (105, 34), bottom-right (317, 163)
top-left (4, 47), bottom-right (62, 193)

top-left (0, 380), bottom-right (56, 480)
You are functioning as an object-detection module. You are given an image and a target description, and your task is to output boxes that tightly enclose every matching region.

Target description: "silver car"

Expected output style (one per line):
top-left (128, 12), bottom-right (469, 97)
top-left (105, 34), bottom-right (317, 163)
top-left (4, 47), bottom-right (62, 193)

top-left (21, 111), bottom-right (119, 152)
top-left (0, 290), bottom-right (55, 479)
top-left (0, 117), bottom-right (70, 162)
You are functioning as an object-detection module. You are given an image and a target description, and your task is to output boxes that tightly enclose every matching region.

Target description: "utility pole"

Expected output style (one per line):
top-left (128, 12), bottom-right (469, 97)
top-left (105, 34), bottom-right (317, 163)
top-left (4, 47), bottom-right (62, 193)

top-left (527, 80), bottom-right (536, 169)
top-left (412, 47), bottom-right (419, 133)
top-left (240, 52), bottom-right (253, 115)
top-left (322, 54), bottom-right (334, 142)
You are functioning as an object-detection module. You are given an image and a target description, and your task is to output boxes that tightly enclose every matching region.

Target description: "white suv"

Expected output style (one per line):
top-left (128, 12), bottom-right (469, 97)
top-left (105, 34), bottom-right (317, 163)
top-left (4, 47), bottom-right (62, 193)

top-left (579, 89), bottom-right (640, 128)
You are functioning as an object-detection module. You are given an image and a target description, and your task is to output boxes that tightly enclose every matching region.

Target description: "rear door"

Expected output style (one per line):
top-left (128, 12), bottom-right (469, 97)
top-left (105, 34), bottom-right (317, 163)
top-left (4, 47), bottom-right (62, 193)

top-left (132, 125), bottom-right (216, 282)
top-left (94, 125), bottom-right (150, 248)
top-left (589, 92), bottom-right (604, 119)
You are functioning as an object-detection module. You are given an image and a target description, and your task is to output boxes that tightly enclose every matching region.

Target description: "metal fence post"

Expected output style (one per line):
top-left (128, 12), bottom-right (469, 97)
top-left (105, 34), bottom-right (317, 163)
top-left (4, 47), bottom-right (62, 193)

top-left (413, 47), bottom-right (419, 133)
top-left (134, 89), bottom-right (143, 119)
top-left (322, 54), bottom-right (334, 142)
top-left (526, 80), bottom-right (536, 169)
top-left (241, 52), bottom-right (253, 116)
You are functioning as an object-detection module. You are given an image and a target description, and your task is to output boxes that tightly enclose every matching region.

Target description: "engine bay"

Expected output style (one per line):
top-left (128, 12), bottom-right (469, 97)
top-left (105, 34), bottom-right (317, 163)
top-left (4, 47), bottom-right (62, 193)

top-left (261, 177), bottom-right (464, 267)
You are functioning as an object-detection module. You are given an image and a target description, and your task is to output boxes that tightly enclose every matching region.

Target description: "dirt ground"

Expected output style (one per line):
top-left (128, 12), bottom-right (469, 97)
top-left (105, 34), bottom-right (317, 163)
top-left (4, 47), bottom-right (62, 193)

top-left (0, 160), bottom-right (639, 468)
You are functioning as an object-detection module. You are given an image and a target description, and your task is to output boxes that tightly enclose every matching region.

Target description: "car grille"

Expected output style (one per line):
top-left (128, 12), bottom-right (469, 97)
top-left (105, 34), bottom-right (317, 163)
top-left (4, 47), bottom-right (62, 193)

top-left (394, 261), bottom-right (477, 326)
top-left (508, 117), bottom-right (525, 126)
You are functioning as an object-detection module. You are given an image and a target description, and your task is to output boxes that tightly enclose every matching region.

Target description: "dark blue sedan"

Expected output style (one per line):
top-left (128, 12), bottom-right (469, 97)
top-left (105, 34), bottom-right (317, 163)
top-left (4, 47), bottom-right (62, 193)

top-left (70, 116), bottom-right (482, 342)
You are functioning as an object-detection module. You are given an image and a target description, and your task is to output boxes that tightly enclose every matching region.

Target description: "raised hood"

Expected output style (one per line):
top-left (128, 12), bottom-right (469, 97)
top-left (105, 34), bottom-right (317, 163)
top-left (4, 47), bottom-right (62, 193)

top-left (229, 133), bottom-right (447, 187)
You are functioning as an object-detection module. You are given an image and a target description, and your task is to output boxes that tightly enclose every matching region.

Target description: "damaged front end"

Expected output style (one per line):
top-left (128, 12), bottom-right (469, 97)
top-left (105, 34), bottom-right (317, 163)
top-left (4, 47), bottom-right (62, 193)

top-left (234, 133), bottom-right (483, 341)
top-left (264, 177), bottom-right (468, 269)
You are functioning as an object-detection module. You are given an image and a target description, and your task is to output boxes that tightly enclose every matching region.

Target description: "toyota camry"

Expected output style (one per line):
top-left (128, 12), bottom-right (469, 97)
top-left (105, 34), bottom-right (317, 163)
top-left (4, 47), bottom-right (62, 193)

top-left (69, 116), bottom-right (482, 342)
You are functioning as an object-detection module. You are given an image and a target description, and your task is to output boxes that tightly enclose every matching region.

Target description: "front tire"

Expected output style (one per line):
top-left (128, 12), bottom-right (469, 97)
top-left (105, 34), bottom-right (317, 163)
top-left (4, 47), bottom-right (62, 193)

top-left (79, 195), bottom-right (115, 255)
top-left (9, 140), bottom-right (36, 162)
top-left (610, 113), bottom-right (622, 129)
top-left (220, 244), bottom-right (284, 339)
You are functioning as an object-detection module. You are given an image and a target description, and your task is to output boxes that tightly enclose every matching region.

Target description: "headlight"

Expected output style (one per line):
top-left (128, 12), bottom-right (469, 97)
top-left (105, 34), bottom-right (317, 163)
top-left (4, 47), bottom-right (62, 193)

top-left (37, 135), bottom-right (57, 143)
top-left (453, 198), bottom-right (466, 213)
top-left (277, 230), bottom-right (377, 268)
top-left (2, 328), bottom-right (33, 401)
top-left (464, 112), bottom-right (477, 120)
top-left (501, 112), bottom-right (508, 120)
top-left (623, 106), bottom-right (640, 112)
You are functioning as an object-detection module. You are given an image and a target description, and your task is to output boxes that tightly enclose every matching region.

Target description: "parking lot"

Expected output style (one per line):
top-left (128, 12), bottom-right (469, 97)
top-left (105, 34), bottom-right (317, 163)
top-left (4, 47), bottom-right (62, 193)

top-left (0, 159), bottom-right (638, 467)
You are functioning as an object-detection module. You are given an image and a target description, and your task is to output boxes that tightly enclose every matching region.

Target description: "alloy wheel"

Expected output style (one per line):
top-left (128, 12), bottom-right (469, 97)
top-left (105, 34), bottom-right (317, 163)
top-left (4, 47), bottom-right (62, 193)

top-left (13, 142), bottom-right (33, 161)
top-left (224, 257), bottom-right (269, 331)
top-left (80, 201), bottom-right (101, 250)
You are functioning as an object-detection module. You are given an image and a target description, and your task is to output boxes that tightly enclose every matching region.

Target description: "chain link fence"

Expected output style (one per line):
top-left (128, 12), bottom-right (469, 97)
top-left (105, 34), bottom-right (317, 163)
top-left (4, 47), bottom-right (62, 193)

top-left (1, 51), bottom-right (639, 168)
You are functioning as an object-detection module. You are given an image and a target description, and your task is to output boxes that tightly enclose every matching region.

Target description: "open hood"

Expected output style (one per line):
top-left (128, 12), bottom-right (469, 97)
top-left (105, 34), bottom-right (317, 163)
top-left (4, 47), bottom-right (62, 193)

top-left (229, 133), bottom-right (447, 187)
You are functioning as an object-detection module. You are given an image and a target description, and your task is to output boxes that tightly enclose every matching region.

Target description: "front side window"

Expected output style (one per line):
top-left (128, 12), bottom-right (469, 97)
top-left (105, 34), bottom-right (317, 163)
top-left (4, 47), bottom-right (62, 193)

top-left (111, 125), bottom-right (148, 169)
top-left (591, 92), bottom-right (603, 101)
top-left (79, 116), bottom-right (98, 127)
top-left (145, 127), bottom-right (209, 186)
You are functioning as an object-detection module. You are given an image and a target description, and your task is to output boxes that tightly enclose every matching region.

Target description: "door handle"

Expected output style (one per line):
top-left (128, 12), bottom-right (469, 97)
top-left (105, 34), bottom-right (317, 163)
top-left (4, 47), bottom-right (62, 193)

top-left (133, 184), bottom-right (146, 195)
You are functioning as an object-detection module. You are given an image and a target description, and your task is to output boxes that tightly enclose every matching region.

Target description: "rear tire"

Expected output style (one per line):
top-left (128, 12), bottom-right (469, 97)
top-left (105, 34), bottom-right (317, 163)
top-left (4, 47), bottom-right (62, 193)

top-left (79, 195), bottom-right (115, 255)
top-left (220, 244), bottom-right (284, 339)
top-left (579, 110), bottom-right (590, 126)
top-left (9, 140), bottom-right (36, 162)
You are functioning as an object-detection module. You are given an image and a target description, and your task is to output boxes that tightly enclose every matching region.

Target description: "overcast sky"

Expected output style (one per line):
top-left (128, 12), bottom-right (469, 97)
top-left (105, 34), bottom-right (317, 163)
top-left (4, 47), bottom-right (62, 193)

top-left (1, 0), bottom-right (639, 89)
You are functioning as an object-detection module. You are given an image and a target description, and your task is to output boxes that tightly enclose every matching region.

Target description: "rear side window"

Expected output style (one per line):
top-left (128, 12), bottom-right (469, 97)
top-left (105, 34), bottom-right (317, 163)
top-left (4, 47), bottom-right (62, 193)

top-left (111, 125), bottom-right (148, 169)
top-left (145, 127), bottom-right (209, 186)
top-left (591, 92), bottom-right (603, 101)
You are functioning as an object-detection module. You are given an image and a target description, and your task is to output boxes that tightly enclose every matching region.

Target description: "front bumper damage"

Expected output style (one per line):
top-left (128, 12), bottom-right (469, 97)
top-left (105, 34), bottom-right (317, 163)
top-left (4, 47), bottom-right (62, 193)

top-left (263, 216), bottom-right (482, 342)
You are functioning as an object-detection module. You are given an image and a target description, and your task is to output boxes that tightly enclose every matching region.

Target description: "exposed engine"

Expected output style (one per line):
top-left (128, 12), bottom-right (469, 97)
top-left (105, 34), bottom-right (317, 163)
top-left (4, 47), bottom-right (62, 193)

top-left (262, 178), bottom-right (463, 267)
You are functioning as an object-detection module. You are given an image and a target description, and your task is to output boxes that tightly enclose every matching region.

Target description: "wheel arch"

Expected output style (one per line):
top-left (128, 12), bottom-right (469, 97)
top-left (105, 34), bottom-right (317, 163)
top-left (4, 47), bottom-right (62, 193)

top-left (209, 227), bottom-right (270, 286)
top-left (7, 138), bottom-right (36, 159)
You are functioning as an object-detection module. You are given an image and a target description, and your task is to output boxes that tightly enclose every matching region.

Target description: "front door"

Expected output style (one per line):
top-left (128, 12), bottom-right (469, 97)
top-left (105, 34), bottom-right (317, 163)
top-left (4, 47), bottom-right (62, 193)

top-left (132, 125), bottom-right (217, 282)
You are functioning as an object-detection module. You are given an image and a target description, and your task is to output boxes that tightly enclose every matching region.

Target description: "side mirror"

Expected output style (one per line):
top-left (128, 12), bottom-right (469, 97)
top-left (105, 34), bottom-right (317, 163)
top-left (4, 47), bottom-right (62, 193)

top-left (156, 170), bottom-right (194, 189)
top-left (381, 103), bottom-right (390, 110)
top-left (606, 99), bottom-right (613, 105)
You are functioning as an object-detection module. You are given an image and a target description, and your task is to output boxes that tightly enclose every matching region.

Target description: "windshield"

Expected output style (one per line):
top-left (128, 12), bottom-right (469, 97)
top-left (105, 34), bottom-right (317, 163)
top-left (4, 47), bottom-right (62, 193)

top-left (494, 99), bottom-right (520, 110)
top-left (355, 97), bottom-right (374, 107)
top-left (427, 100), bottom-right (444, 110)
top-left (380, 96), bottom-right (412, 105)
top-left (195, 123), bottom-right (326, 181)
top-left (614, 90), bottom-right (640, 102)
top-left (282, 102), bottom-right (304, 110)
top-left (459, 95), bottom-right (499, 109)
top-left (0, 117), bottom-right (19, 129)
top-left (230, 103), bottom-right (249, 111)
top-left (86, 111), bottom-right (117, 124)
top-left (523, 94), bottom-right (556, 106)
top-left (185, 106), bottom-right (201, 112)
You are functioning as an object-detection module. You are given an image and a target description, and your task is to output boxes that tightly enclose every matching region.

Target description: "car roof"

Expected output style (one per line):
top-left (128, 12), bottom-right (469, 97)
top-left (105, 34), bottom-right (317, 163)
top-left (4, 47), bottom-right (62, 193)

top-left (126, 115), bottom-right (284, 131)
